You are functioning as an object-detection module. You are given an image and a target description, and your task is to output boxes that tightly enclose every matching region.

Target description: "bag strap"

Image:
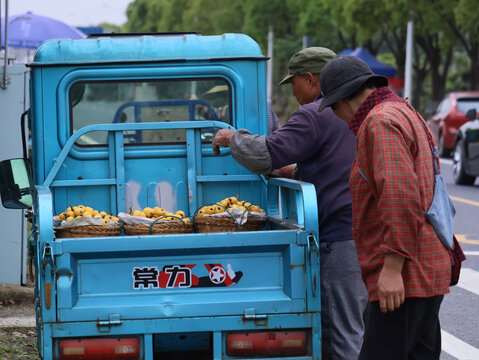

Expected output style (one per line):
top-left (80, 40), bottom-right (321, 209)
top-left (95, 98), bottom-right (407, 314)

top-left (409, 104), bottom-right (440, 176)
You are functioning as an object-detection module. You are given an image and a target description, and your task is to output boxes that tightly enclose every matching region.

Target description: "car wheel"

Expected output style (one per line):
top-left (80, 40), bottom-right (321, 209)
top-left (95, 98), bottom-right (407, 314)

top-left (438, 133), bottom-right (451, 158)
top-left (452, 138), bottom-right (476, 185)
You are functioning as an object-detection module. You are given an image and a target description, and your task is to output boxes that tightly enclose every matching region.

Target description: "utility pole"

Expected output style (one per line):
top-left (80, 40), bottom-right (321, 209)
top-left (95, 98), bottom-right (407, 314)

top-left (266, 26), bottom-right (273, 104)
top-left (404, 20), bottom-right (414, 104)
top-left (1, 0), bottom-right (10, 89)
top-left (302, 35), bottom-right (312, 49)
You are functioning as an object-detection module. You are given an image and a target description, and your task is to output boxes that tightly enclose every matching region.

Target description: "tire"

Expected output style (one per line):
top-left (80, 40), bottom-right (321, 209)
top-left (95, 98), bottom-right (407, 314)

top-left (452, 138), bottom-right (476, 185)
top-left (438, 133), bottom-right (451, 158)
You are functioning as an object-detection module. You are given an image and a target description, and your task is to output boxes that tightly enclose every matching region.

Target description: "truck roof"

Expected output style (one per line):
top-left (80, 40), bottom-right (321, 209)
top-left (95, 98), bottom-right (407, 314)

top-left (31, 33), bottom-right (266, 66)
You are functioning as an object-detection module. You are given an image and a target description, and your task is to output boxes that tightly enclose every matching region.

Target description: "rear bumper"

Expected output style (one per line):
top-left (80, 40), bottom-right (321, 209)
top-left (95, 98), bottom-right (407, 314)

top-left (44, 312), bottom-right (321, 360)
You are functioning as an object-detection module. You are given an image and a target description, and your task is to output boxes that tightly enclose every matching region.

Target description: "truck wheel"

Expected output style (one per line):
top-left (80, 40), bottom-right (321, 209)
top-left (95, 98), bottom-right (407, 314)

top-left (438, 133), bottom-right (451, 158)
top-left (452, 138), bottom-right (476, 185)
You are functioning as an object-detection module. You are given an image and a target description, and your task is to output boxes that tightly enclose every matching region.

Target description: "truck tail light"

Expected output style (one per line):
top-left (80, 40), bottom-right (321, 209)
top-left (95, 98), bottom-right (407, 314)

top-left (226, 331), bottom-right (307, 357)
top-left (58, 337), bottom-right (140, 360)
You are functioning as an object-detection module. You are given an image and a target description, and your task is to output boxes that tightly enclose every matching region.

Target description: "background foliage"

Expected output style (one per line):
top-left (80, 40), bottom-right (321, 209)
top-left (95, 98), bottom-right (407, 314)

top-left (121, 0), bottom-right (479, 122)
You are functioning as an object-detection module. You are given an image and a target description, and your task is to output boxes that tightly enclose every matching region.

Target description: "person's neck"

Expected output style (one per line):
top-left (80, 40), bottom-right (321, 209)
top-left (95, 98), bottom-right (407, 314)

top-left (351, 88), bottom-right (376, 114)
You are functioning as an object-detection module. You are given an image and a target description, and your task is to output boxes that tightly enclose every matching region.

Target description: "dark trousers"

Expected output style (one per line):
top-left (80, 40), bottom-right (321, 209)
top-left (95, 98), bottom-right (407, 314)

top-left (359, 295), bottom-right (444, 360)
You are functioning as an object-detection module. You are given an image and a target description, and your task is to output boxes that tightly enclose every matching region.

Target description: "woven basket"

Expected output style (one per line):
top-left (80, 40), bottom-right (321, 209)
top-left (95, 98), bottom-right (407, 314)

top-left (123, 221), bottom-right (194, 235)
top-left (194, 216), bottom-right (266, 233)
top-left (55, 225), bottom-right (121, 238)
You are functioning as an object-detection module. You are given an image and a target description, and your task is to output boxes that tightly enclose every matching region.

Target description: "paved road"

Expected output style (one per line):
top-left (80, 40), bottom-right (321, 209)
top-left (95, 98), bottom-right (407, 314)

top-left (439, 159), bottom-right (479, 360)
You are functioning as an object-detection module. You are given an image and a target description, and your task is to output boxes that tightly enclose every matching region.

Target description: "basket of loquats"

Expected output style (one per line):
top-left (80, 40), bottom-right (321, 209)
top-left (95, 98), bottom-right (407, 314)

top-left (194, 196), bottom-right (266, 233)
top-left (119, 206), bottom-right (194, 235)
top-left (54, 205), bottom-right (121, 238)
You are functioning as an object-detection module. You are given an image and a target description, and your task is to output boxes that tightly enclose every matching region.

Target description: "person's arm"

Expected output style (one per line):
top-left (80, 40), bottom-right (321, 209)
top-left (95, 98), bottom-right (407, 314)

top-left (377, 253), bottom-right (405, 313)
top-left (270, 164), bottom-right (297, 178)
top-left (212, 129), bottom-right (273, 175)
top-left (212, 129), bottom-right (235, 155)
top-left (212, 109), bottom-right (318, 175)
top-left (359, 114), bottom-right (423, 257)
top-left (264, 109), bottom-right (322, 169)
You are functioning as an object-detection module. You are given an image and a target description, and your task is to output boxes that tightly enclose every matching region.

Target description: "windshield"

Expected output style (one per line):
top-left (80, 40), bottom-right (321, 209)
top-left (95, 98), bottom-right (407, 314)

top-left (457, 98), bottom-right (479, 113)
top-left (69, 78), bottom-right (232, 146)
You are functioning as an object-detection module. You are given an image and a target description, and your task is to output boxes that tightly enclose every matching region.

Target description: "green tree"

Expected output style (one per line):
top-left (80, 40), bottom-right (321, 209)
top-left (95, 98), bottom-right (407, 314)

top-left (445, 0), bottom-right (479, 89)
top-left (124, 0), bottom-right (166, 32)
top-left (158, 0), bottom-right (191, 32)
top-left (121, 0), bottom-right (479, 116)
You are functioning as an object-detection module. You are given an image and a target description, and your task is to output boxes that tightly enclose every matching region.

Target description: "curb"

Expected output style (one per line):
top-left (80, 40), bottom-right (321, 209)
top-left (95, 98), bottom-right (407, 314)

top-left (0, 316), bottom-right (36, 328)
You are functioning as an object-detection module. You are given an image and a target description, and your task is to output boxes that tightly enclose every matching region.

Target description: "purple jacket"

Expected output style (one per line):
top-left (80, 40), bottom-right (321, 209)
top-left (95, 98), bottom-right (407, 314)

top-left (230, 98), bottom-right (355, 242)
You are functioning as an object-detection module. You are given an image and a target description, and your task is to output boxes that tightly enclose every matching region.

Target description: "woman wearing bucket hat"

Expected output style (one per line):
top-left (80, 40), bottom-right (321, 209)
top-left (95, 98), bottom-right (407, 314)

top-left (212, 47), bottom-right (367, 360)
top-left (319, 55), bottom-right (453, 359)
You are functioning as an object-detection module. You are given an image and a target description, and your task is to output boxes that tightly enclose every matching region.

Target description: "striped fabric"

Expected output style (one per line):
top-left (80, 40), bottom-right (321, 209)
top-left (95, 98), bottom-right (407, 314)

top-left (350, 90), bottom-right (451, 301)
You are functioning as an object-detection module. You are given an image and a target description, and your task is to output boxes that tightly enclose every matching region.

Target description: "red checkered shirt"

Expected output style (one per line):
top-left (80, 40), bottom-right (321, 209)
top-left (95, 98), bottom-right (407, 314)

top-left (350, 94), bottom-right (451, 301)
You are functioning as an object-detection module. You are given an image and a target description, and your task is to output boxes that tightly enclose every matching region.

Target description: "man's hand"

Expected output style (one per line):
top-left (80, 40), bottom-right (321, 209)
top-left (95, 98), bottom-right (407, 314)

top-left (269, 164), bottom-right (297, 179)
top-left (212, 129), bottom-right (235, 155)
top-left (377, 253), bottom-right (406, 313)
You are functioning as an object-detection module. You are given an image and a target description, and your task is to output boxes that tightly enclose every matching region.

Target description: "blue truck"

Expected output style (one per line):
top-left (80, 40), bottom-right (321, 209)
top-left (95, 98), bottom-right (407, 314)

top-left (0, 33), bottom-right (321, 360)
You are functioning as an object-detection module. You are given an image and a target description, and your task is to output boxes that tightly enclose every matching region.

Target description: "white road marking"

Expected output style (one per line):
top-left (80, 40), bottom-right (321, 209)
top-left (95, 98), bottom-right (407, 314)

top-left (464, 251), bottom-right (479, 256)
top-left (457, 268), bottom-right (479, 296)
top-left (442, 330), bottom-right (479, 360)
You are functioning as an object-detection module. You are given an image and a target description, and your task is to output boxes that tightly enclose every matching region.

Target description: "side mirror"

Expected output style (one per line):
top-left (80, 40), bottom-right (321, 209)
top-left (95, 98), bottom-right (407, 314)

top-left (465, 108), bottom-right (477, 120)
top-left (0, 158), bottom-right (34, 209)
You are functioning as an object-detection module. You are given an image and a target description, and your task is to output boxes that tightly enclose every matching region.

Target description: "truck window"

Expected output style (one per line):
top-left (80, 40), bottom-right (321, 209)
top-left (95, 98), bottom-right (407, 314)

top-left (69, 78), bottom-right (232, 146)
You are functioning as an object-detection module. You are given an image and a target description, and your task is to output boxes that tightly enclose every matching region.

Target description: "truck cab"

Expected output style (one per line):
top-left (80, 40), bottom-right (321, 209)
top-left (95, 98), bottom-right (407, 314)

top-left (0, 33), bottom-right (321, 360)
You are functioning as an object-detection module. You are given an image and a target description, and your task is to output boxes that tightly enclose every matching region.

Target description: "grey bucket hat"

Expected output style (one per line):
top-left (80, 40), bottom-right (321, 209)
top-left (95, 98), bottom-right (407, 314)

top-left (318, 55), bottom-right (388, 111)
top-left (279, 47), bottom-right (337, 85)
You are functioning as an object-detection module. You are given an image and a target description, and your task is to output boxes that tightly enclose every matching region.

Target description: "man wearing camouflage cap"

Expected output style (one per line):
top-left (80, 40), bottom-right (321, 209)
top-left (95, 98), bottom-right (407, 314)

top-left (212, 47), bottom-right (367, 360)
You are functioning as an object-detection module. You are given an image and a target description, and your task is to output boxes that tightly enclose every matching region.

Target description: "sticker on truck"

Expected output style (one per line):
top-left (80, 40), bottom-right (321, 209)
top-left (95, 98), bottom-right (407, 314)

top-left (132, 263), bottom-right (243, 289)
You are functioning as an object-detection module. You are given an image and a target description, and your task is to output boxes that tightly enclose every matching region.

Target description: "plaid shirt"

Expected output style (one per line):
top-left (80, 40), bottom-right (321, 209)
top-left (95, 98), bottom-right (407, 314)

top-left (350, 89), bottom-right (451, 301)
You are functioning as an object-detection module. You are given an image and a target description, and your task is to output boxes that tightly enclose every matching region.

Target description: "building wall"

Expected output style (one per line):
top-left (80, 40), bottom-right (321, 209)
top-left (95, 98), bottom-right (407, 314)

top-left (0, 64), bottom-right (30, 285)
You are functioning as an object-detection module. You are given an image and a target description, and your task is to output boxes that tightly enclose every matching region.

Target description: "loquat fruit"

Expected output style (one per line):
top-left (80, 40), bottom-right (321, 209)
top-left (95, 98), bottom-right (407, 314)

top-left (143, 207), bottom-right (154, 218)
top-left (73, 207), bottom-right (84, 217)
top-left (205, 206), bottom-right (215, 215)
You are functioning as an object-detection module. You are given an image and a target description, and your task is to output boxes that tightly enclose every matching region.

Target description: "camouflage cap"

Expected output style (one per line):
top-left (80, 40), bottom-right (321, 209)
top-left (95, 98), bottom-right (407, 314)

top-left (279, 47), bottom-right (337, 85)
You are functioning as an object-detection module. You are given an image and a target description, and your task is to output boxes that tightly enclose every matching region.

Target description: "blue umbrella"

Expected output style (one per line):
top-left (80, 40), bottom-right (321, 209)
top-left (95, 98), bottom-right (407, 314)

top-left (1, 12), bottom-right (85, 49)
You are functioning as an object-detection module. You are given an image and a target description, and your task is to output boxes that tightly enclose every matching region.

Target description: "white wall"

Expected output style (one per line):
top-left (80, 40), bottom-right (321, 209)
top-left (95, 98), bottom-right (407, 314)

top-left (0, 64), bottom-right (30, 285)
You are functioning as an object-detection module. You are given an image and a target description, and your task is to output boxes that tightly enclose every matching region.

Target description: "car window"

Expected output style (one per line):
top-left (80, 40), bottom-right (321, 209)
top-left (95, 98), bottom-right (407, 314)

top-left (69, 78), bottom-right (232, 146)
top-left (456, 97), bottom-right (479, 113)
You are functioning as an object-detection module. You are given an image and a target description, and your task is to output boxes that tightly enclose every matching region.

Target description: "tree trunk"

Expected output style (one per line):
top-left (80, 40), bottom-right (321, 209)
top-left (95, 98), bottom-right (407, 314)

top-left (469, 46), bottom-right (479, 90)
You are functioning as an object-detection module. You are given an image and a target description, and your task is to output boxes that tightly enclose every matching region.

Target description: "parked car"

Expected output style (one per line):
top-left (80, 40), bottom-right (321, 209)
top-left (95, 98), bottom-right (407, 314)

top-left (427, 91), bottom-right (479, 157)
top-left (452, 109), bottom-right (479, 185)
